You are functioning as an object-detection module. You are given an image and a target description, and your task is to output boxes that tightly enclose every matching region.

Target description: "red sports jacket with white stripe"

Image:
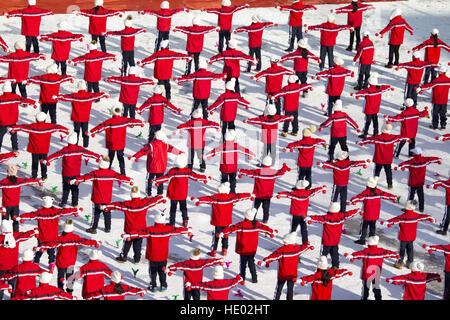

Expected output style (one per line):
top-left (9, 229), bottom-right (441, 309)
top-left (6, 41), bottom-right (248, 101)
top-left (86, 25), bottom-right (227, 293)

top-left (11, 283), bottom-right (73, 300)
top-left (78, 7), bottom-right (122, 36)
top-left (11, 122), bottom-right (69, 154)
top-left (7, 5), bottom-right (53, 37)
top-left (54, 90), bottom-right (109, 123)
top-left (354, 37), bottom-right (375, 65)
top-left (208, 89), bottom-right (250, 121)
top-left (300, 268), bottom-right (351, 300)
top-left (423, 244), bottom-right (450, 272)
top-left (71, 49), bottom-right (116, 83)
top-left (246, 114), bottom-right (294, 144)
top-left (396, 57), bottom-right (435, 85)
top-left (316, 66), bottom-right (353, 96)
top-left (139, 49), bottom-right (190, 81)
top-left (412, 36), bottom-right (450, 64)
top-left (168, 258), bottom-right (223, 285)
top-left (285, 136), bottom-right (327, 168)
top-left (319, 159), bottom-right (367, 186)
top-left (177, 118), bottom-right (220, 149)
top-left (206, 141), bottom-right (255, 174)
top-left (350, 187), bottom-right (397, 221)
top-left (106, 75), bottom-right (154, 105)
top-left (40, 31), bottom-right (84, 62)
top-left (386, 271), bottom-right (440, 300)
top-left (308, 22), bottom-right (351, 46)
top-left (78, 259), bottom-right (112, 299)
top-left (277, 186), bottom-right (325, 217)
top-left (131, 139), bottom-right (182, 174)
top-left (0, 92), bottom-right (37, 126)
top-left (28, 74), bottom-right (74, 104)
top-left (272, 83), bottom-right (312, 112)
top-left (176, 69), bottom-right (225, 100)
top-left (0, 229), bottom-right (37, 271)
top-left (279, 3), bottom-right (317, 27)
top-left (360, 133), bottom-right (408, 165)
top-left (234, 22), bottom-right (275, 48)
top-left (154, 167), bottom-right (208, 201)
top-left (334, 2), bottom-right (374, 28)
top-left (0, 260), bottom-right (45, 297)
top-left (0, 177), bottom-right (41, 207)
top-left (387, 106), bottom-right (429, 139)
top-left (397, 155), bottom-right (441, 187)
top-left (0, 50), bottom-right (44, 83)
top-left (379, 15), bottom-right (413, 46)
top-left (384, 209), bottom-right (435, 242)
top-left (140, 8), bottom-right (185, 32)
top-left (106, 27), bottom-right (146, 52)
top-left (254, 63), bottom-right (294, 95)
top-left (319, 111), bottom-right (359, 138)
top-left (137, 92), bottom-right (181, 125)
top-left (86, 282), bottom-right (146, 300)
top-left (209, 48), bottom-right (255, 79)
top-left (173, 25), bottom-right (217, 53)
top-left (281, 48), bottom-right (320, 73)
top-left (419, 73), bottom-right (450, 105)
top-left (205, 4), bottom-right (249, 30)
top-left (188, 274), bottom-right (243, 300)
top-left (353, 85), bottom-right (393, 115)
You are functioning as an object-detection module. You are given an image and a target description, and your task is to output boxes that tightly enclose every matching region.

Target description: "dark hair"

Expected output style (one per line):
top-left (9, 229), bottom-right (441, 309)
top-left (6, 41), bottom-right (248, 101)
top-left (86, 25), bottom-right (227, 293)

top-left (94, 5), bottom-right (102, 13)
top-left (113, 283), bottom-right (125, 294)
top-left (8, 175), bottom-right (17, 184)
top-left (369, 187), bottom-right (377, 195)
top-left (301, 48), bottom-right (308, 59)
top-left (352, 1), bottom-right (358, 13)
top-left (432, 34), bottom-right (439, 47)
top-left (321, 269), bottom-right (332, 287)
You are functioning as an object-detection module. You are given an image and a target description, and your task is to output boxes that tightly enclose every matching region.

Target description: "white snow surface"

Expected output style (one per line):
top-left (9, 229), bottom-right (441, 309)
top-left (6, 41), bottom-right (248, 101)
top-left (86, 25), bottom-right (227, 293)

top-left (0, 0), bottom-right (449, 300)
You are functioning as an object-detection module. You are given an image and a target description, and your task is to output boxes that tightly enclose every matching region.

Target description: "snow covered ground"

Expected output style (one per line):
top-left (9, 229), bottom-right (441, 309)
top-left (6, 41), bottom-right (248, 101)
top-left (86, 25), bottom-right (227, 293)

top-left (0, 0), bottom-right (449, 301)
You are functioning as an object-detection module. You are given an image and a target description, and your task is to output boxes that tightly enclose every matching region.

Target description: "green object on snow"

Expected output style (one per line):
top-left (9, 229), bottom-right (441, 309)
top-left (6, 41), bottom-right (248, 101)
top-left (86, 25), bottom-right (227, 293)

top-left (137, 132), bottom-right (144, 139)
top-left (115, 239), bottom-right (121, 248)
top-left (52, 186), bottom-right (58, 193)
top-left (22, 162), bottom-right (28, 169)
top-left (132, 268), bottom-right (139, 278)
top-left (172, 294), bottom-right (179, 300)
top-left (356, 169), bottom-right (363, 176)
top-left (397, 196), bottom-right (401, 203)
top-left (84, 215), bottom-right (90, 222)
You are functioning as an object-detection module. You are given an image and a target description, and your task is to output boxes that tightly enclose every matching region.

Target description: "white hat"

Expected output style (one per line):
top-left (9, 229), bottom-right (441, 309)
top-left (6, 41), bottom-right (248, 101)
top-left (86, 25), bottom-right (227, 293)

top-left (410, 147), bottom-right (422, 155)
top-left (175, 154), bottom-right (188, 168)
top-left (363, 30), bottom-right (370, 37)
top-left (42, 196), bottom-right (55, 208)
top-left (89, 249), bottom-right (102, 261)
top-left (111, 271), bottom-right (122, 284)
top-left (47, 63), bottom-right (59, 74)
top-left (328, 202), bottom-right (341, 213)
top-left (192, 108), bottom-right (203, 119)
top-left (412, 51), bottom-right (421, 59)
top-left (190, 248), bottom-right (201, 260)
top-left (154, 130), bottom-right (167, 142)
top-left (67, 133), bottom-right (77, 145)
top-left (1, 220), bottom-right (13, 234)
top-left (245, 208), bottom-right (257, 220)
top-left (198, 59), bottom-right (208, 70)
top-left (124, 17), bottom-right (133, 28)
top-left (224, 129), bottom-right (236, 141)
top-left (334, 57), bottom-right (344, 66)
top-left (58, 21), bottom-right (68, 31)
top-left (14, 41), bottom-right (25, 51)
top-left (111, 105), bottom-right (122, 116)
top-left (436, 65), bottom-right (448, 73)
top-left (130, 186), bottom-right (140, 198)
top-left (404, 98), bottom-right (414, 107)
top-left (405, 200), bottom-right (417, 211)
top-left (89, 41), bottom-right (98, 51)
top-left (295, 179), bottom-right (310, 189)
top-left (160, 1), bottom-right (170, 9)
top-left (283, 232), bottom-right (298, 245)
top-left (192, 16), bottom-right (200, 26)
top-left (28, 0), bottom-right (37, 5)
top-left (333, 99), bottom-right (343, 112)
top-left (303, 125), bottom-right (316, 137)
top-left (2, 81), bottom-right (12, 93)
top-left (366, 176), bottom-right (378, 188)
top-left (367, 235), bottom-right (379, 246)
top-left (317, 256), bottom-right (329, 270)
top-left (222, 0), bottom-right (231, 6)
top-left (431, 28), bottom-right (439, 35)
top-left (288, 74), bottom-right (299, 84)
top-left (338, 151), bottom-right (349, 161)
top-left (298, 38), bottom-right (309, 49)
top-left (128, 66), bottom-right (137, 75)
top-left (23, 249), bottom-right (34, 262)
top-left (64, 219), bottom-right (74, 233)
top-left (218, 182), bottom-right (231, 194)
top-left (225, 78), bottom-right (236, 91)
top-left (213, 265), bottom-right (224, 279)
top-left (252, 15), bottom-right (260, 23)
top-left (368, 76), bottom-right (378, 86)
top-left (327, 14), bottom-right (335, 23)
top-left (411, 261), bottom-right (424, 272)
top-left (78, 80), bottom-right (87, 91)
top-left (382, 123), bottom-right (392, 134)
top-left (155, 213), bottom-right (166, 224)
top-left (262, 155), bottom-right (272, 167)
top-left (99, 156), bottom-right (110, 169)
top-left (153, 85), bottom-right (164, 95)
top-left (95, 0), bottom-right (104, 6)
top-left (390, 9), bottom-right (402, 19)
top-left (36, 112), bottom-right (47, 122)
top-left (270, 57), bottom-right (279, 64)
top-left (39, 272), bottom-right (52, 284)
top-left (228, 39), bottom-right (237, 49)
top-left (160, 40), bottom-right (169, 49)
top-left (266, 104), bottom-right (277, 116)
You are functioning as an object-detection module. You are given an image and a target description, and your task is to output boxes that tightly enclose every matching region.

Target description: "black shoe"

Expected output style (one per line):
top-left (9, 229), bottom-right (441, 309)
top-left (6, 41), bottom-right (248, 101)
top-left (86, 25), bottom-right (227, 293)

top-left (354, 86), bottom-right (362, 91)
top-left (429, 125), bottom-right (438, 130)
top-left (133, 258), bottom-right (141, 264)
top-left (345, 46), bottom-right (353, 52)
top-left (385, 63), bottom-right (393, 69)
top-left (105, 228), bottom-right (111, 233)
top-left (284, 47), bottom-right (294, 52)
top-left (436, 229), bottom-right (447, 235)
top-left (200, 167), bottom-right (206, 173)
top-left (354, 239), bottom-right (366, 245)
top-left (86, 228), bottom-right (97, 234)
top-left (358, 134), bottom-right (367, 139)
top-left (252, 278), bottom-right (258, 284)
top-left (440, 126), bottom-right (446, 130)
top-left (115, 255), bottom-right (127, 263)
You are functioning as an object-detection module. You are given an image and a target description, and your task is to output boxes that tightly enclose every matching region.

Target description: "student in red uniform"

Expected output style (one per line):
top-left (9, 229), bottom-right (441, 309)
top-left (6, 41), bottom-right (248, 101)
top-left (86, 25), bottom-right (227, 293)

top-left (222, 208), bottom-right (276, 283)
top-left (344, 235), bottom-right (399, 300)
top-left (376, 9), bottom-right (414, 68)
top-left (123, 212), bottom-right (190, 292)
top-left (101, 186), bottom-right (166, 263)
top-left (11, 271), bottom-right (74, 300)
top-left (239, 157), bottom-right (291, 224)
top-left (300, 255), bottom-right (352, 300)
top-left (140, 1), bottom-right (187, 53)
top-left (75, 0), bottom-right (123, 52)
top-left (203, 0), bottom-right (249, 53)
top-left (386, 261), bottom-right (441, 300)
top-left (10, 112), bottom-right (69, 180)
top-left (69, 156), bottom-right (133, 234)
top-left (427, 176), bottom-right (450, 235)
top-left (173, 17), bottom-right (217, 76)
top-left (167, 248), bottom-right (223, 300)
top-left (39, 21), bottom-right (84, 75)
top-left (105, 16), bottom-right (146, 76)
top-left (85, 270), bottom-right (146, 300)
top-left (423, 243), bottom-right (450, 299)
top-left (194, 182), bottom-right (253, 257)
top-left (259, 232), bottom-right (314, 300)
top-left (351, 176), bottom-right (397, 245)
top-left (352, 31), bottom-right (375, 90)
top-left (234, 15), bottom-right (276, 72)
top-left (6, 0), bottom-right (53, 53)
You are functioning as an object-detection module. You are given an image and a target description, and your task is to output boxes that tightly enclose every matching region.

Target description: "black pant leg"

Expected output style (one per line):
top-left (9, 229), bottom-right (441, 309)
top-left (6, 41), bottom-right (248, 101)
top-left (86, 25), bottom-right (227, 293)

top-left (169, 200), bottom-right (178, 226)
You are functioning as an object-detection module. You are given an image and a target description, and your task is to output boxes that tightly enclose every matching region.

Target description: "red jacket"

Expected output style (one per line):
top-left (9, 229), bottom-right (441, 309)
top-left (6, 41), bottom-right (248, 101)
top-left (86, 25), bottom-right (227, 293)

top-left (308, 209), bottom-right (360, 246)
top-left (44, 144), bottom-right (101, 177)
top-left (208, 89), bottom-right (250, 121)
top-left (0, 37), bottom-right (8, 53)
top-left (188, 275), bottom-right (243, 300)
top-left (0, 177), bottom-right (41, 207)
top-left (430, 179), bottom-right (450, 205)
top-left (102, 196), bottom-right (166, 233)
top-left (379, 15), bottom-right (413, 46)
top-left (234, 22), bottom-right (275, 48)
top-left (360, 133), bottom-right (407, 165)
top-left (196, 192), bottom-right (252, 227)
top-left (19, 207), bottom-right (79, 243)
top-left (354, 37), bottom-right (375, 65)
top-left (387, 271), bottom-right (441, 300)
top-left (254, 63), bottom-right (294, 94)
top-left (176, 69), bottom-right (225, 100)
top-left (86, 282), bottom-right (145, 300)
top-left (279, 2), bottom-right (316, 27)
top-left (54, 90), bottom-right (109, 123)
top-left (412, 36), bottom-right (450, 64)
top-left (90, 115), bottom-right (144, 151)
top-left (285, 136), bottom-right (326, 168)
top-left (301, 268), bottom-right (351, 300)
top-left (7, 5), bottom-right (53, 37)
top-left (0, 260), bottom-right (45, 297)
top-left (396, 57), bottom-right (434, 85)
top-left (28, 74), bottom-right (73, 104)
top-left (173, 25), bottom-right (216, 53)
top-left (11, 122), bottom-right (69, 154)
top-left (128, 223), bottom-right (188, 261)
top-left (209, 48), bottom-right (255, 78)
top-left (40, 31), bottom-right (84, 62)
top-left (206, 141), bottom-right (255, 174)
top-left (168, 258), bottom-right (222, 285)
top-left (106, 75), bottom-right (154, 105)
top-left (11, 283), bottom-right (73, 300)
top-left (205, 5), bottom-right (249, 30)
top-left (385, 210), bottom-right (434, 241)
top-left (398, 155), bottom-right (441, 188)
top-left (0, 50), bottom-right (44, 82)
top-left (71, 50), bottom-right (116, 83)
top-left (0, 92), bottom-right (37, 126)
top-left (137, 93), bottom-right (181, 125)
top-left (419, 73), bottom-right (450, 105)
top-left (387, 106), bottom-right (428, 138)
top-left (246, 114), bottom-right (294, 144)
top-left (222, 219), bottom-right (275, 255)
top-left (78, 260), bottom-right (112, 299)
top-left (131, 139), bottom-right (182, 174)
top-left (71, 168), bottom-right (133, 204)
top-left (334, 2), bottom-right (374, 28)
top-left (281, 48), bottom-right (320, 72)
top-left (277, 187), bottom-right (325, 218)
top-left (154, 167), bottom-right (208, 201)
top-left (139, 49), bottom-right (190, 80)
top-left (141, 8), bottom-right (184, 32)
top-left (350, 187), bottom-right (397, 221)
top-left (78, 7), bottom-right (122, 36)
top-left (319, 111), bottom-right (359, 138)
top-left (424, 244), bottom-right (450, 272)
top-left (272, 83), bottom-right (312, 112)
top-left (262, 243), bottom-right (314, 280)
top-left (316, 66), bottom-right (353, 96)
top-left (349, 245), bottom-right (399, 281)
top-left (239, 163), bottom-right (290, 199)
top-left (308, 22), bottom-right (351, 46)
top-left (0, 229), bottom-right (37, 271)
top-left (320, 159), bottom-right (367, 186)
top-left (0, 152), bottom-right (18, 164)
top-left (177, 118), bottom-right (220, 149)
top-left (106, 27), bottom-right (146, 51)
top-left (354, 85), bottom-right (392, 115)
